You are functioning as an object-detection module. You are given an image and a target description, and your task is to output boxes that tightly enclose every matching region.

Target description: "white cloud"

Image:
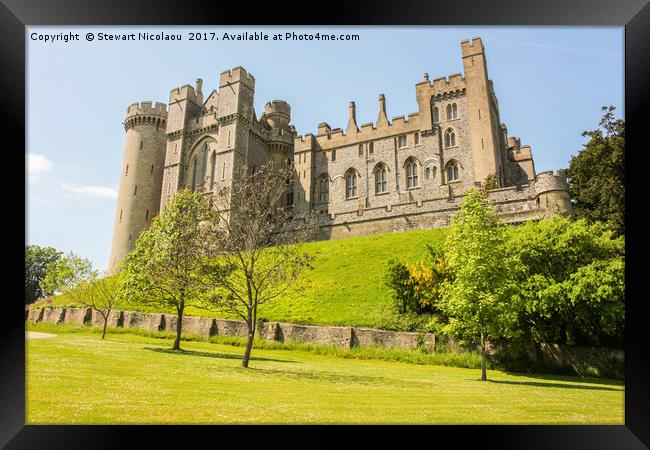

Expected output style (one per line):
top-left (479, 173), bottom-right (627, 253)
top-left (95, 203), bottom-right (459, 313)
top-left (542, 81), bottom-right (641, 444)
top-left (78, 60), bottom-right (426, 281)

top-left (59, 180), bottom-right (118, 199)
top-left (28, 153), bottom-right (54, 182)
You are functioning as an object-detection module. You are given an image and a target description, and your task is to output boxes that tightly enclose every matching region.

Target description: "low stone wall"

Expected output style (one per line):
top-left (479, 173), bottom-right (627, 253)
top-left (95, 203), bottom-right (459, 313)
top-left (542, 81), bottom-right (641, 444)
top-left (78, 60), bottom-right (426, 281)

top-left (352, 327), bottom-right (435, 351)
top-left (26, 307), bottom-right (436, 351)
top-left (277, 322), bottom-right (353, 349)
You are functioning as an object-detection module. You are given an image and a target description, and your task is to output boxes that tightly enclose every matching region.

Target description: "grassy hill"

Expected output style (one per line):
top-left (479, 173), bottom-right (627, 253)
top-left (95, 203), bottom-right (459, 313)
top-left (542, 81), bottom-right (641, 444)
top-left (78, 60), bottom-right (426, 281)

top-left (42, 227), bottom-right (449, 329)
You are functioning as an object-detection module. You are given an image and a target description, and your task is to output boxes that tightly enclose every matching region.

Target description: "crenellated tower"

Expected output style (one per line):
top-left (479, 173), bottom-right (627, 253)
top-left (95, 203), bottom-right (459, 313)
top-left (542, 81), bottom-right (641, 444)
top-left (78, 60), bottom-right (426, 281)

top-left (109, 101), bottom-right (168, 272)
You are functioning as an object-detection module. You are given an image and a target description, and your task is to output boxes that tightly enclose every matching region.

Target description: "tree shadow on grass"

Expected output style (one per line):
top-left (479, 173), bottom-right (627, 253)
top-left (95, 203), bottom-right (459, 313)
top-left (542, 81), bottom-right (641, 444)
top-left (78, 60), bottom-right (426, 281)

top-left (500, 370), bottom-right (625, 387)
top-left (143, 347), bottom-right (294, 364)
top-left (245, 367), bottom-right (393, 386)
top-left (484, 379), bottom-right (623, 392)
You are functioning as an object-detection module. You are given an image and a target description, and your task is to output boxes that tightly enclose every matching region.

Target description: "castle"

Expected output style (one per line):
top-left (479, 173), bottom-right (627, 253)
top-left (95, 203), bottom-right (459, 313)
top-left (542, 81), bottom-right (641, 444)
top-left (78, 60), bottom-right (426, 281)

top-left (109, 37), bottom-right (572, 271)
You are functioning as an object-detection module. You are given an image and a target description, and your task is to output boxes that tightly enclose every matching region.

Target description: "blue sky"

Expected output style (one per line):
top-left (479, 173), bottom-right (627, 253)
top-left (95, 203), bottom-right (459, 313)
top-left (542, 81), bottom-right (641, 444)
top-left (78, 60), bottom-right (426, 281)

top-left (26, 26), bottom-right (624, 271)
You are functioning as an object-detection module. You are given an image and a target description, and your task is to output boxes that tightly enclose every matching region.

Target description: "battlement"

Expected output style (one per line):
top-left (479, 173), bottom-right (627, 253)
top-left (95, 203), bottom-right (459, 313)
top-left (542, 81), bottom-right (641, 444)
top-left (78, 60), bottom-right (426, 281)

top-left (535, 170), bottom-right (569, 194)
top-left (169, 84), bottom-right (202, 105)
top-left (461, 36), bottom-right (484, 57)
top-left (219, 66), bottom-right (255, 90)
top-left (125, 101), bottom-right (168, 118)
top-left (264, 100), bottom-right (291, 117)
top-left (508, 145), bottom-right (532, 162)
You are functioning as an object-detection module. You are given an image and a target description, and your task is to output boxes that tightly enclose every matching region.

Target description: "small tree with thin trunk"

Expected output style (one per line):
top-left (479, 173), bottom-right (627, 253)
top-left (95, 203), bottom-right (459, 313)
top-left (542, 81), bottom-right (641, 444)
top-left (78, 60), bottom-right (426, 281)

top-left (67, 273), bottom-right (123, 339)
top-left (440, 189), bottom-right (521, 381)
top-left (203, 160), bottom-right (318, 368)
top-left (120, 189), bottom-right (222, 351)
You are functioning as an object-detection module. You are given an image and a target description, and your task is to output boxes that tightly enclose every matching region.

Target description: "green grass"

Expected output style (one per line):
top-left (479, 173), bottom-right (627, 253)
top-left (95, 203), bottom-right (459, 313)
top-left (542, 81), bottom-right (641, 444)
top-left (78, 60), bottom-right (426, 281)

top-left (39, 227), bottom-right (449, 328)
top-left (26, 327), bottom-right (624, 424)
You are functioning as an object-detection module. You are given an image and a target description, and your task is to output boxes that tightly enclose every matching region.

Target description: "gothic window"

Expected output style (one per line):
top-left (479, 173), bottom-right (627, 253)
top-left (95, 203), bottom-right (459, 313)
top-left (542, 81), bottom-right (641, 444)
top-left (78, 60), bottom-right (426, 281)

top-left (445, 128), bottom-right (457, 148)
top-left (332, 149), bottom-right (337, 161)
top-left (414, 133), bottom-right (420, 145)
top-left (433, 106), bottom-right (440, 123)
top-left (210, 152), bottom-right (216, 188)
top-left (369, 142), bottom-right (374, 154)
top-left (345, 169), bottom-right (358, 199)
top-left (201, 144), bottom-right (208, 179)
top-left (318, 176), bottom-right (329, 203)
top-left (398, 135), bottom-right (407, 148)
top-left (191, 157), bottom-right (198, 191)
top-left (358, 144), bottom-right (364, 157)
top-left (406, 158), bottom-right (419, 189)
top-left (446, 103), bottom-right (458, 120)
top-left (425, 167), bottom-right (430, 180)
top-left (446, 160), bottom-right (460, 182)
top-left (374, 164), bottom-right (387, 194)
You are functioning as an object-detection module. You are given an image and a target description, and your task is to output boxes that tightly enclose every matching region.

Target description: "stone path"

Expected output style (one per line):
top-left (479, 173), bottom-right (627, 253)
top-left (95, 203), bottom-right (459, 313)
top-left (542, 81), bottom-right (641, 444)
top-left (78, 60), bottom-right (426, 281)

top-left (26, 331), bottom-right (57, 339)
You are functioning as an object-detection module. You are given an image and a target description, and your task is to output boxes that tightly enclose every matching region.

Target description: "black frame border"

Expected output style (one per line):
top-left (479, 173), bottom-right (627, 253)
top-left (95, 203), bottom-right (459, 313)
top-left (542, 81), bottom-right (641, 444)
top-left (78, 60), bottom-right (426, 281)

top-left (3, 0), bottom-right (649, 448)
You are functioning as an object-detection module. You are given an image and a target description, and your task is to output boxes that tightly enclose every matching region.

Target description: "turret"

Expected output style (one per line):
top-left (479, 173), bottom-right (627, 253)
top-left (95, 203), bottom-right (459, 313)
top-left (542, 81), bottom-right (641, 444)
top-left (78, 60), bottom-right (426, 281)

top-left (109, 101), bottom-right (168, 272)
top-left (535, 170), bottom-right (573, 218)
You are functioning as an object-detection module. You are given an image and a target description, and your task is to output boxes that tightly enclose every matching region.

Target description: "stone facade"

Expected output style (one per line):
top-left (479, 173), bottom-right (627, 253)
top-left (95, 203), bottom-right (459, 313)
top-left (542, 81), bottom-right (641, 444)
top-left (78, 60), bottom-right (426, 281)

top-left (109, 36), bottom-right (573, 271)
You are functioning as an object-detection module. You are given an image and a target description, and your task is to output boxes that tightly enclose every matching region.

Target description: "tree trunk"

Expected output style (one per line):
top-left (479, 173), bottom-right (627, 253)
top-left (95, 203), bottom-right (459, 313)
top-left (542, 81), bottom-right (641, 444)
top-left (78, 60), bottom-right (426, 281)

top-left (101, 317), bottom-right (108, 339)
top-left (241, 309), bottom-right (255, 368)
top-left (480, 330), bottom-right (487, 381)
top-left (173, 302), bottom-right (184, 351)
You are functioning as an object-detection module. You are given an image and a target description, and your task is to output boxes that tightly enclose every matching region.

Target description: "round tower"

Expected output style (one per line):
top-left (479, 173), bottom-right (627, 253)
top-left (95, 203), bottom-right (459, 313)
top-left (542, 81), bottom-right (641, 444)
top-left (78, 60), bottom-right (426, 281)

top-left (109, 101), bottom-right (168, 272)
top-left (535, 170), bottom-right (574, 218)
top-left (264, 100), bottom-right (294, 166)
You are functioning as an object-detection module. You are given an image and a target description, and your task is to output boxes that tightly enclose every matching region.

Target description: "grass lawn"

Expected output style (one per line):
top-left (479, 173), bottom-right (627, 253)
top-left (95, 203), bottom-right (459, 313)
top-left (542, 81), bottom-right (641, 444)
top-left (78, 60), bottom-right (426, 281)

top-left (26, 329), bottom-right (624, 424)
top-left (40, 227), bottom-right (448, 328)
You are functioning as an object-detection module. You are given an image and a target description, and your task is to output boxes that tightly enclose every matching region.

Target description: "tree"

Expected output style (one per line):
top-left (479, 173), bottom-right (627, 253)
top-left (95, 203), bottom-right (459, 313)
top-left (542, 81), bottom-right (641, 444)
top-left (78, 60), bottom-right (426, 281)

top-left (203, 161), bottom-right (318, 368)
top-left (566, 105), bottom-right (624, 235)
top-left (25, 245), bottom-right (62, 304)
top-left (440, 189), bottom-right (520, 381)
top-left (40, 252), bottom-right (96, 297)
top-left (507, 216), bottom-right (624, 347)
top-left (120, 189), bottom-right (222, 351)
top-left (66, 273), bottom-right (123, 339)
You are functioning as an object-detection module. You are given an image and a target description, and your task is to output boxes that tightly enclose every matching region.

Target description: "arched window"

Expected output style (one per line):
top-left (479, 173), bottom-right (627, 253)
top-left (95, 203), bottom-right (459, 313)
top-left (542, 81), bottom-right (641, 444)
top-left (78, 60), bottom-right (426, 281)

top-left (369, 142), bottom-right (374, 154)
top-left (358, 144), bottom-right (364, 157)
top-left (374, 164), bottom-right (387, 194)
top-left (433, 107), bottom-right (439, 124)
top-left (425, 167), bottom-right (430, 180)
top-left (332, 149), bottom-right (337, 161)
top-left (445, 128), bottom-right (457, 148)
top-left (201, 144), bottom-right (208, 179)
top-left (345, 170), bottom-right (358, 199)
top-left (406, 158), bottom-right (419, 189)
top-left (446, 160), bottom-right (460, 182)
top-left (191, 157), bottom-right (198, 191)
top-left (318, 176), bottom-right (329, 203)
top-left (210, 152), bottom-right (216, 188)
top-left (446, 103), bottom-right (458, 120)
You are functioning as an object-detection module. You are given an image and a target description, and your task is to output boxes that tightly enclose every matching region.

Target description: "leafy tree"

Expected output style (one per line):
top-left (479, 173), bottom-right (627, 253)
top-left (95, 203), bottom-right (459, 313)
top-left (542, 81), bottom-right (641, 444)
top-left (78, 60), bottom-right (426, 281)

top-left (25, 245), bottom-right (62, 304)
top-left (440, 189), bottom-right (521, 381)
top-left (120, 189), bottom-right (222, 351)
top-left (65, 273), bottom-right (123, 339)
top-left (566, 105), bottom-right (624, 235)
top-left (384, 249), bottom-right (452, 316)
top-left (40, 252), bottom-right (96, 297)
top-left (203, 161), bottom-right (318, 368)
top-left (507, 216), bottom-right (624, 347)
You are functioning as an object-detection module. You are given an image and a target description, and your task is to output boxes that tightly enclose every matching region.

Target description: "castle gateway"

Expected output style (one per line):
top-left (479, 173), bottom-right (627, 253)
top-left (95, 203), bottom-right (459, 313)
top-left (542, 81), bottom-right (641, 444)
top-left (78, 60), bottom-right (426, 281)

top-left (109, 37), bottom-right (572, 271)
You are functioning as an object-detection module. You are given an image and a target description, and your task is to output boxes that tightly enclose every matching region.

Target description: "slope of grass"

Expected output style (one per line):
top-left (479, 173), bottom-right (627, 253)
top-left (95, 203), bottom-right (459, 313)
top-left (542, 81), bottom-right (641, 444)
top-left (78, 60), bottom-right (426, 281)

top-left (39, 227), bottom-right (449, 328)
top-left (25, 329), bottom-right (624, 424)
